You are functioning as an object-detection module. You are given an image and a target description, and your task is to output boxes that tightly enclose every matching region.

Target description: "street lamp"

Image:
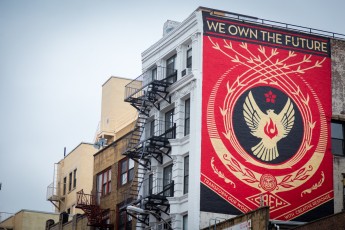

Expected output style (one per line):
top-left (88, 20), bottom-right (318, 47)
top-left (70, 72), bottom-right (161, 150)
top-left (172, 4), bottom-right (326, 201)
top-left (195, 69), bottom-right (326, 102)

top-left (126, 205), bottom-right (172, 229)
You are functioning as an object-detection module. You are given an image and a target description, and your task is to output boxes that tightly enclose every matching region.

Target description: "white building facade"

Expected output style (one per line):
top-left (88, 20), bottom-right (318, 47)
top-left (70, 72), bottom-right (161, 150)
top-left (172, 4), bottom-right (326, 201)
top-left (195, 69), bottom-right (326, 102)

top-left (121, 7), bottom-right (345, 230)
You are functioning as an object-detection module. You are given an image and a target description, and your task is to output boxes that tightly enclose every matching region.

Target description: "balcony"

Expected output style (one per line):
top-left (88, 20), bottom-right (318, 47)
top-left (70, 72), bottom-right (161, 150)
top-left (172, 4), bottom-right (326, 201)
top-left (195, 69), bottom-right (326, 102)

top-left (76, 190), bottom-right (113, 228)
top-left (120, 180), bottom-right (174, 227)
top-left (124, 66), bottom-right (177, 113)
top-left (123, 119), bottom-right (176, 170)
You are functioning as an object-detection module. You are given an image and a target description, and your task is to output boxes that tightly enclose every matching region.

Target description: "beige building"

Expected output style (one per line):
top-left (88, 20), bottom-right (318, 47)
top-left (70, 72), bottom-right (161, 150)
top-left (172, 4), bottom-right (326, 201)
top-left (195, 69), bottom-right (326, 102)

top-left (47, 76), bottom-right (137, 217)
top-left (75, 121), bottom-right (136, 229)
top-left (0, 209), bottom-right (59, 230)
top-left (46, 143), bottom-right (97, 216)
top-left (95, 76), bottom-right (137, 144)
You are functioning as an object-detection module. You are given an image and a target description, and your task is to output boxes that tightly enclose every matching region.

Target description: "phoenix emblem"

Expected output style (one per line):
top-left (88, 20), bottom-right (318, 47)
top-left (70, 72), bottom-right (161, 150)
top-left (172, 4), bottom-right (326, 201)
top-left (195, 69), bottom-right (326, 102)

top-left (243, 91), bottom-right (295, 161)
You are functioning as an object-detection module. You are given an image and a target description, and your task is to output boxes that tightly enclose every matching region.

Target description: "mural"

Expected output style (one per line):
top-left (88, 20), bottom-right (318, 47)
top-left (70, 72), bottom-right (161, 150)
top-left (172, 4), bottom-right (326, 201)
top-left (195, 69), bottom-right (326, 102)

top-left (200, 11), bottom-right (333, 221)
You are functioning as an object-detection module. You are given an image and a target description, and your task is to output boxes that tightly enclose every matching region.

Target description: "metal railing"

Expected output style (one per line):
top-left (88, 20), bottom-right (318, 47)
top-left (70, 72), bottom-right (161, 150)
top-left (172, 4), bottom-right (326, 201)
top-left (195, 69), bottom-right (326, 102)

top-left (142, 178), bottom-right (174, 198)
top-left (124, 66), bottom-right (177, 101)
top-left (211, 9), bottom-right (345, 40)
top-left (46, 182), bottom-right (59, 201)
top-left (76, 189), bottom-right (96, 206)
top-left (144, 119), bottom-right (176, 140)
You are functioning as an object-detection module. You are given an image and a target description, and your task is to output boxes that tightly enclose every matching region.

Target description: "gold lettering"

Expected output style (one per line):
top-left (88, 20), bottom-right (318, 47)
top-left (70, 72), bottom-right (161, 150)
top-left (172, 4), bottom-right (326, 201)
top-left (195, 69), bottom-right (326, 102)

top-left (321, 42), bottom-right (328, 53)
top-left (292, 36), bottom-right (299, 47)
top-left (267, 32), bottom-right (275, 43)
top-left (285, 35), bottom-right (292, 46)
top-left (299, 38), bottom-right (306, 48)
top-left (207, 21), bottom-right (225, 33)
top-left (219, 23), bottom-right (225, 33)
top-left (314, 41), bottom-right (321, 51)
top-left (276, 33), bottom-right (282, 44)
top-left (306, 39), bottom-right (314, 50)
top-left (250, 29), bottom-right (258, 39)
top-left (261, 31), bottom-right (268, 41)
top-left (228, 25), bottom-right (238, 35)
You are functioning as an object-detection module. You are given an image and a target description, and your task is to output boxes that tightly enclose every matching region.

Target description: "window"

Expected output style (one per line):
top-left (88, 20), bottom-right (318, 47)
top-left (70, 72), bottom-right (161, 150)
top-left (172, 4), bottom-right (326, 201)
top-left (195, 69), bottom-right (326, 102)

top-left (149, 174), bottom-right (153, 195)
top-left (118, 208), bottom-right (132, 230)
top-left (166, 55), bottom-right (177, 83)
top-left (163, 164), bottom-right (173, 196)
top-left (332, 121), bottom-right (344, 156)
top-left (184, 99), bottom-right (190, 136)
top-left (151, 67), bottom-right (157, 81)
top-left (63, 177), bottom-right (67, 195)
top-left (119, 158), bottom-right (134, 186)
top-left (343, 174), bottom-right (345, 211)
top-left (69, 172), bottom-right (72, 191)
top-left (186, 48), bottom-right (192, 69)
top-left (97, 168), bottom-right (112, 196)
top-left (150, 120), bottom-right (155, 137)
top-left (183, 214), bottom-right (188, 230)
top-left (73, 169), bottom-right (77, 189)
top-left (165, 108), bottom-right (174, 138)
top-left (184, 156), bottom-right (189, 194)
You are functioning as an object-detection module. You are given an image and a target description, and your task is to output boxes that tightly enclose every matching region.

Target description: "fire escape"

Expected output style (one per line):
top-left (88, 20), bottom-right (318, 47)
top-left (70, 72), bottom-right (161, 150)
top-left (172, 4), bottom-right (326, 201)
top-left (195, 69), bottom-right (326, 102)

top-left (76, 190), bottom-right (113, 229)
top-left (120, 66), bottom-right (176, 228)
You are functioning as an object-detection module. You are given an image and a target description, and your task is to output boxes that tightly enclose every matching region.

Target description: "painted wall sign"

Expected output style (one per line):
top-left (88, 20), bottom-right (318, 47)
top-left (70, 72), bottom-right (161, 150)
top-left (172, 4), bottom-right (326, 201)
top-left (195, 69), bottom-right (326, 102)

top-left (200, 11), bottom-right (333, 221)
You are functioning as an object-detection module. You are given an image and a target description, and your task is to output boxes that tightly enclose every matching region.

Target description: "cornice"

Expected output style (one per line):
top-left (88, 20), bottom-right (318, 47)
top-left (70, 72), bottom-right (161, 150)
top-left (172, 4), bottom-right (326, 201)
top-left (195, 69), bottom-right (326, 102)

top-left (142, 11), bottom-right (199, 63)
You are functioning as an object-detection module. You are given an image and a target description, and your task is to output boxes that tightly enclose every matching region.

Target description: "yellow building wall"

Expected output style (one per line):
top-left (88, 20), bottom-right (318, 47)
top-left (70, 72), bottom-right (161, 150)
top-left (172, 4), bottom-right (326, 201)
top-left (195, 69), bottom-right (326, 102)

top-left (98, 76), bottom-right (137, 142)
top-left (0, 210), bottom-right (59, 230)
top-left (57, 143), bottom-right (97, 215)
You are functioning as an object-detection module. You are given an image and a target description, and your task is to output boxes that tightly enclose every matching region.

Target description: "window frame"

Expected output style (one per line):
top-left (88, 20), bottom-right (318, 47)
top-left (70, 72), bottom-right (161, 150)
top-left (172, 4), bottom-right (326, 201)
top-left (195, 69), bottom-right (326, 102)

top-left (184, 155), bottom-right (189, 194)
top-left (183, 214), bottom-right (188, 230)
top-left (119, 158), bottom-right (135, 186)
top-left (186, 48), bottom-right (192, 69)
top-left (149, 174), bottom-right (153, 195)
top-left (331, 121), bottom-right (345, 156)
top-left (163, 164), bottom-right (173, 196)
top-left (343, 174), bottom-right (345, 211)
top-left (166, 55), bottom-right (177, 83)
top-left (68, 172), bottom-right (72, 191)
top-left (150, 120), bottom-right (155, 137)
top-left (165, 108), bottom-right (174, 138)
top-left (151, 67), bottom-right (157, 81)
top-left (73, 169), bottom-right (77, 189)
top-left (97, 167), bottom-right (112, 197)
top-left (118, 206), bottom-right (132, 230)
top-left (63, 177), bottom-right (67, 195)
top-left (184, 99), bottom-right (190, 136)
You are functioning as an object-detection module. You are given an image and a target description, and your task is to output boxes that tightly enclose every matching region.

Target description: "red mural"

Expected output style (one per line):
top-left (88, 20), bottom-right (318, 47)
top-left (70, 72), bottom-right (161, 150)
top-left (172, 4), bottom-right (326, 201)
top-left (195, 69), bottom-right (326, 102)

top-left (201, 12), bottom-right (333, 221)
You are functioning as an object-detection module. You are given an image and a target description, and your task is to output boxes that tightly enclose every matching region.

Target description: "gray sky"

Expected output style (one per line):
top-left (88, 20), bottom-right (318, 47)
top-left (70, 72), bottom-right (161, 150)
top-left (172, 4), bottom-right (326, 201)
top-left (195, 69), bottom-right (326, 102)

top-left (0, 0), bottom-right (344, 216)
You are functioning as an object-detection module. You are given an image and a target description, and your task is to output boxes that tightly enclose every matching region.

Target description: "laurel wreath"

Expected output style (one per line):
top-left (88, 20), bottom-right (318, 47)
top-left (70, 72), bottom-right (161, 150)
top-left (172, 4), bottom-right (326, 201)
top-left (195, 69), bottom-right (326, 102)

top-left (277, 165), bottom-right (313, 189)
top-left (211, 157), bottom-right (236, 188)
top-left (301, 171), bottom-right (325, 197)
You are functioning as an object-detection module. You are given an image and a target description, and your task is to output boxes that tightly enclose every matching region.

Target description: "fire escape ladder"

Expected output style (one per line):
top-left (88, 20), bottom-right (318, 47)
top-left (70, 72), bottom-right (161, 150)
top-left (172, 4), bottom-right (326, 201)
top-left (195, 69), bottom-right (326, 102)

top-left (121, 67), bottom-right (176, 228)
top-left (120, 180), bottom-right (175, 228)
top-left (76, 190), bottom-right (113, 229)
top-left (129, 158), bottom-right (147, 198)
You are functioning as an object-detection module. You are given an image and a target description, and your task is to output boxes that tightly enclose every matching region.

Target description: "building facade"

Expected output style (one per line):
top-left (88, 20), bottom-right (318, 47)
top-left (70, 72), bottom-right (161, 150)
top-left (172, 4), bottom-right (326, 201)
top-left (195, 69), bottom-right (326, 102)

top-left (47, 76), bottom-right (137, 219)
top-left (120, 7), bottom-right (345, 230)
top-left (0, 209), bottom-right (59, 230)
top-left (46, 143), bottom-right (97, 216)
top-left (96, 76), bottom-right (137, 145)
top-left (76, 121), bottom-right (137, 229)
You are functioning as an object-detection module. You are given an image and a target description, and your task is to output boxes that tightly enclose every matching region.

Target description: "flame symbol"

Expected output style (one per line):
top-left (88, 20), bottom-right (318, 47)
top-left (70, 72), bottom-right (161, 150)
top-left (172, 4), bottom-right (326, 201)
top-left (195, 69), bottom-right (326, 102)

top-left (264, 118), bottom-right (278, 139)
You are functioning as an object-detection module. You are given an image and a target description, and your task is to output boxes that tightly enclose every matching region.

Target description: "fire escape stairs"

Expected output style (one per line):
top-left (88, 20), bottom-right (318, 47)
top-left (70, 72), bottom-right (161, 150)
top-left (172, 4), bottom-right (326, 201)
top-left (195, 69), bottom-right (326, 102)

top-left (76, 190), bottom-right (113, 229)
top-left (121, 70), bottom-right (176, 228)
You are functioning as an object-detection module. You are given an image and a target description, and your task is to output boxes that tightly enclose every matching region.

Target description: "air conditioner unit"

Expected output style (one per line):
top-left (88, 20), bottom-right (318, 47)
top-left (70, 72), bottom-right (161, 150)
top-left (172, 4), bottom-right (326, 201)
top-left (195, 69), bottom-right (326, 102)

top-left (181, 68), bottom-right (192, 77)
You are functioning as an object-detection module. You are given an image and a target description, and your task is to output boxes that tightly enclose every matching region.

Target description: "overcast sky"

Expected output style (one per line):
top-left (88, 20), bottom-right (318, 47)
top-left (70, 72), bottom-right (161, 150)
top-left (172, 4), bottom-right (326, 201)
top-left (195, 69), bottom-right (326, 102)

top-left (0, 0), bottom-right (344, 217)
